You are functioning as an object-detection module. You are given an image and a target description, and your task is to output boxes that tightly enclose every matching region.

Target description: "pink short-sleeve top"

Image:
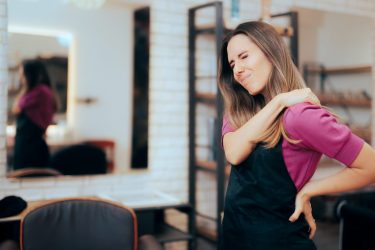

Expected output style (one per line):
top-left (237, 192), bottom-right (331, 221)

top-left (221, 103), bottom-right (364, 191)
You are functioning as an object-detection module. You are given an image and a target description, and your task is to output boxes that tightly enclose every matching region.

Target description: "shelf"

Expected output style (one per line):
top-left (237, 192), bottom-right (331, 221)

top-left (272, 25), bottom-right (294, 37)
top-left (350, 125), bottom-right (371, 142)
top-left (154, 223), bottom-right (193, 244)
top-left (194, 24), bottom-right (293, 37)
top-left (317, 92), bottom-right (371, 108)
top-left (194, 25), bottom-right (232, 35)
top-left (196, 160), bottom-right (217, 173)
top-left (195, 75), bottom-right (216, 79)
top-left (196, 160), bottom-right (231, 176)
top-left (196, 225), bottom-right (217, 241)
top-left (196, 93), bottom-right (216, 105)
top-left (305, 65), bottom-right (372, 75)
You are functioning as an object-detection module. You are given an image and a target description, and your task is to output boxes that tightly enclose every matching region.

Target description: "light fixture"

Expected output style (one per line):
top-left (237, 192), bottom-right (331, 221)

top-left (68, 0), bottom-right (106, 10)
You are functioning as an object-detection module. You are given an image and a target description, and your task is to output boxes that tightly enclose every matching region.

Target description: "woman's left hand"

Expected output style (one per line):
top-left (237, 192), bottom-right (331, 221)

top-left (289, 191), bottom-right (317, 239)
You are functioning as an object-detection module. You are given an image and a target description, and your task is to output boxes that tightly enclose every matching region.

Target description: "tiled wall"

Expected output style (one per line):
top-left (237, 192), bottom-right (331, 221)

top-left (1, 0), bottom-right (375, 249)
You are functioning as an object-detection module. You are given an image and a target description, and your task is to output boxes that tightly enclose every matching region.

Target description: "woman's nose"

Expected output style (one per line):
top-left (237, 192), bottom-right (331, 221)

top-left (234, 64), bottom-right (244, 76)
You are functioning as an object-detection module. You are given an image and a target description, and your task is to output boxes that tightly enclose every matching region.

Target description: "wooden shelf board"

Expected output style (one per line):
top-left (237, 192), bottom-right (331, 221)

top-left (306, 65), bottom-right (372, 75)
top-left (195, 24), bottom-right (292, 37)
top-left (196, 92), bottom-right (216, 100)
top-left (196, 160), bottom-right (231, 177)
top-left (317, 93), bottom-right (372, 108)
top-left (154, 223), bottom-right (193, 243)
top-left (195, 75), bottom-right (216, 79)
top-left (195, 93), bottom-right (216, 105)
top-left (272, 25), bottom-right (294, 37)
top-left (196, 160), bottom-right (216, 170)
top-left (197, 225), bottom-right (217, 241)
top-left (350, 126), bottom-right (371, 142)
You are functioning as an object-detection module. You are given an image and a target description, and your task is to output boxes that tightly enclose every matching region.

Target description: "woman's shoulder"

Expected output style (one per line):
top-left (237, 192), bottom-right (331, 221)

top-left (283, 102), bottom-right (332, 135)
top-left (284, 102), bottom-right (322, 116)
top-left (33, 84), bottom-right (53, 97)
top-left (284, 102), bottom-right (327, 121)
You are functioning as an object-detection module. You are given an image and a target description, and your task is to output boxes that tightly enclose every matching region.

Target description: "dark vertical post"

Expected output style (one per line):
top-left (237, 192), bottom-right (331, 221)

top-left (290, 11), bottom-right (299, 67)
top-left (214, 1), bottom-right (225, 244)
top-left (188, 6), bottom-right (197, 250)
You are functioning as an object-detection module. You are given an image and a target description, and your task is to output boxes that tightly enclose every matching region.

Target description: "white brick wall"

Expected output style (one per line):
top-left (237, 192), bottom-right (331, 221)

top-left (0, 0), bottom-right (7, 179)
top-left (1, 1), bottom-right (375, 249)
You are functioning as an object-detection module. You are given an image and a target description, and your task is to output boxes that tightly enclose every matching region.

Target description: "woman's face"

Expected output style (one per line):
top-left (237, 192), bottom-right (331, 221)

top-left (227, 34), bottom-right (273, 96)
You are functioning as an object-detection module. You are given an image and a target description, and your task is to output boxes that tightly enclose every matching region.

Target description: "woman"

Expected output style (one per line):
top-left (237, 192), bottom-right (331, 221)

top-left (219, 21), bottom-right (375, 249)
top-left (12, 59), bottom-right (56, 170)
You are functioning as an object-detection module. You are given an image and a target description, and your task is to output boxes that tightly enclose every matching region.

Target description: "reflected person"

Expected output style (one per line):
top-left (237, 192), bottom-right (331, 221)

top-left (12, 59), bottom-right (56, 170)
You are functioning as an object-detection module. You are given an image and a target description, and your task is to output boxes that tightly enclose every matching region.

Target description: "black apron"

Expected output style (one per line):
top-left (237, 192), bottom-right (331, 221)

top-left (221, 139), bottom-right (317, 250)
top-left (13, 113), bottom-right (49, 170)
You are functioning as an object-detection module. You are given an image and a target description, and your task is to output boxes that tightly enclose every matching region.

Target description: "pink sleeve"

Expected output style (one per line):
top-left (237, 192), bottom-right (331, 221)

top-left (221, 115), bottom-right (235, 147)
top-left (283, 103), bottom-right (364, 166)
top-left (19, 90), bottom-right (41, 110)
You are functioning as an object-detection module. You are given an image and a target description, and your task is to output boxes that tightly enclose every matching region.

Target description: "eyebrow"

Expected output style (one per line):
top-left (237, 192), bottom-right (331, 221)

top-left (229, 51), bottom-right (247, 66)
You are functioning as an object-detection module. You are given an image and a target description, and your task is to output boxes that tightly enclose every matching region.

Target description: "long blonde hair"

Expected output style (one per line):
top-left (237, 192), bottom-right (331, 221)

top-left (218, 21), bottom-right (306, 148)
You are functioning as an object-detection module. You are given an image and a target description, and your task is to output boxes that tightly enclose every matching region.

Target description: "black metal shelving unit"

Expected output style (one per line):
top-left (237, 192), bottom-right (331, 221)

top-left (188, 1), bottom-right (299, 244)
top-left (188, 1), bottom-right (226, 243)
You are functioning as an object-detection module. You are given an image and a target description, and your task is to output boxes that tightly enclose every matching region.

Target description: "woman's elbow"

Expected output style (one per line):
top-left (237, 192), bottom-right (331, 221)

top-left (350, 143), bottom-right (375, 183)
top-left (225, 152), bottom-right (245, 165)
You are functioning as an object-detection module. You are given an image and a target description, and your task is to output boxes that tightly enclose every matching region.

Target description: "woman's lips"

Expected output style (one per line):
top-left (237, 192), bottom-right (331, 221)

top-left (240, 74), bottom-right (252, 84)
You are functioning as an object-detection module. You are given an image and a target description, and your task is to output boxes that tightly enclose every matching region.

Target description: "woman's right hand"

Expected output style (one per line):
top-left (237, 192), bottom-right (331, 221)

top-left (278, 88), bottom-right (320, 107)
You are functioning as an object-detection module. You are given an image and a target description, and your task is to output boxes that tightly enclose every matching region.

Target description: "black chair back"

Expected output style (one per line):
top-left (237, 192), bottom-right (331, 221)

top-left (20, 198), bottom-right (137, 250)
top-left (49, 144), bottom-right (107, 175)
top-left (337, 192), bottom-right (375, 250)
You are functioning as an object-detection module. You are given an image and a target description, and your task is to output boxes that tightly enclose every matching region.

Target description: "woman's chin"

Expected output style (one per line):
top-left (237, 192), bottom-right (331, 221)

top-left (247, 89), bottom-right (259, 96)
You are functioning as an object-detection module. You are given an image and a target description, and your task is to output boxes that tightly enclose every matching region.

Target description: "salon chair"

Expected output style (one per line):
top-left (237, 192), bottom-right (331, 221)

top-left (20, 198), bottom-right (163, 250)
top-left (336, 191), bottom-right (375, 250)
top-left (84, 140), bottom-right (115, 173)
top-left (49, 144), bottom-right (107, 175)
top-left (6, 168), bottom-right (62, 178)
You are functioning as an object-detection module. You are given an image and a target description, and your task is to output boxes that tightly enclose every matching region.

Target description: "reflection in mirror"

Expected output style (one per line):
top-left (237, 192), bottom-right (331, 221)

top-left (7, 31), bottom-right (70, 173)
top-left (6, 1), bottom-right (150, 177)
top-left (8, 32), bottom-right (69, 124)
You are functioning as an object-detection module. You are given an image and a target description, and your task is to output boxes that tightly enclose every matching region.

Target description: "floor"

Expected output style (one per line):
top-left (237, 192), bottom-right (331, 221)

top-left (196, 221), bottom-right (340, 250)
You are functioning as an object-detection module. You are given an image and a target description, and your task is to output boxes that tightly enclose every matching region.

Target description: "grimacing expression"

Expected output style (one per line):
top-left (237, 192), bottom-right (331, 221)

top-left (227, 34), bottom-right (273, 96)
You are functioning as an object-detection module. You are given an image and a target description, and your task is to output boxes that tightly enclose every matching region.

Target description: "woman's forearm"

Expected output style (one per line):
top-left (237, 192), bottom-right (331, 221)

top-left (223, 95), bottom-right (285, 165)
top-left (12, 98), bottom-right (22, 115)
top-left (12, 88), bottom-right (26, 115)
top-left (301, 143), bottom-right (375, 199)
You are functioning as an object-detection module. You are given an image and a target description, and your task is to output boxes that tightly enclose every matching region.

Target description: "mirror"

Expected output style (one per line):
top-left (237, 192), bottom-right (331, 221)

top-left (6, 30), bottom-right (70, 173)
top-left (6, 0), bottom-right (149, 177)
top-left (7, 31), bottom-right (69, 125)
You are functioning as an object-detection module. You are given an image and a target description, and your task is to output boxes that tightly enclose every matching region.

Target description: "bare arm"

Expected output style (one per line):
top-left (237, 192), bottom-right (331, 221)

top-left (223, 95), bottom-right (284, 165)
top-left (289, 143), bottom-right (375, 238)
top-left (297, 143), bottom-right (375, 199)
top-left (223, 88), bottom-right (320, 165)
top-left (12, 88), bottom-right (27, 115)
top-left (12, 96), bottom-right (22, 115)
